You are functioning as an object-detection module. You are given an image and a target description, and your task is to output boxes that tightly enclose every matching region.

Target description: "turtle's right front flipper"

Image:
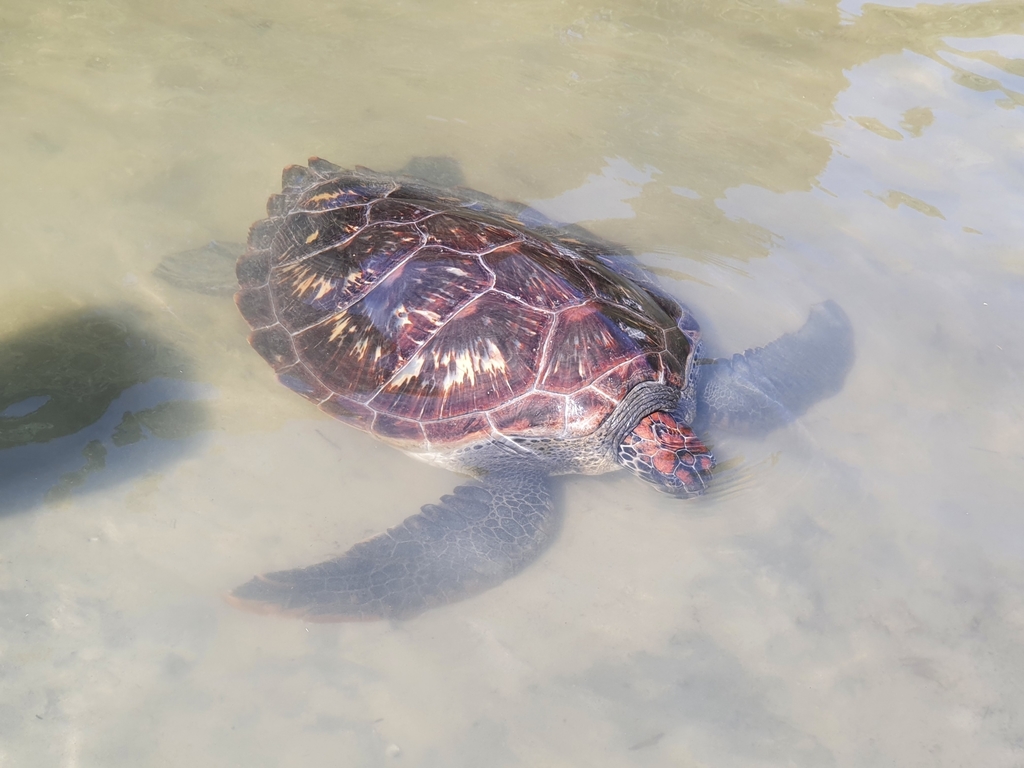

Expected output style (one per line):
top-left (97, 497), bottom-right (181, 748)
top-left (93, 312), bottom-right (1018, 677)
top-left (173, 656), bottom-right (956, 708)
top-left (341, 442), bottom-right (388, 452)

top-left (229, 471), bottom-right (556, 621)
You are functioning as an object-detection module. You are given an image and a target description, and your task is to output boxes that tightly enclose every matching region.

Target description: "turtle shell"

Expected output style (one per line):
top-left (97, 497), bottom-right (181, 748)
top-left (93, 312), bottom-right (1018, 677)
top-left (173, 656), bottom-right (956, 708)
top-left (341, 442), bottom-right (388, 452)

top-left (235, 158), bottom-right (696, 451)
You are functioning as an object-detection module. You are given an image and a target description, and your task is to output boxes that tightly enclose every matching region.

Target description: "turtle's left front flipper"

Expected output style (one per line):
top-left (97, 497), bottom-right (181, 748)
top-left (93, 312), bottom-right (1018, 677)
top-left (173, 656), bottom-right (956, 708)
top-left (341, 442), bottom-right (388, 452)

top-left (229, 471), bottom-right (556, 621)
top-left (695, 300), bottom-right (854, 435)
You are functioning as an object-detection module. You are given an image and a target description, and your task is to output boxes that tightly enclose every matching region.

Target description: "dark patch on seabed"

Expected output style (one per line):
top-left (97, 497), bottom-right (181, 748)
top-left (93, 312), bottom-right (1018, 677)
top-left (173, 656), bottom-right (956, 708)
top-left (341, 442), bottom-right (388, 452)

top-left (0, 307), bottom-right (211, 516)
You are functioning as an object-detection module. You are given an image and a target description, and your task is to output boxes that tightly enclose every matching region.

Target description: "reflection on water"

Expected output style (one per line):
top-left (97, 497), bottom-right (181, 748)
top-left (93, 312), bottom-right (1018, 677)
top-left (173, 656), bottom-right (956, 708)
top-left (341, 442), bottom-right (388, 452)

top-left (1, 0), bottom-right (1023, 765)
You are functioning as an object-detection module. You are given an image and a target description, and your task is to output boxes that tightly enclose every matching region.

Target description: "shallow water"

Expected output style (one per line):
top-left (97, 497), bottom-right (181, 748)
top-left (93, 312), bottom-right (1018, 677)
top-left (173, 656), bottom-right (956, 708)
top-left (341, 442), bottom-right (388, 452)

top-left (2, 0), bottom-right (1024, 765)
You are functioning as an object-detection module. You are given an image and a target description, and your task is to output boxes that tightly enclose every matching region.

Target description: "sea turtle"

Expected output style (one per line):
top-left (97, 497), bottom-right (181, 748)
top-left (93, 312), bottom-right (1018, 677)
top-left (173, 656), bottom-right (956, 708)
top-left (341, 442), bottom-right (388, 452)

top-left (182, 157), bottom-right (853, 621)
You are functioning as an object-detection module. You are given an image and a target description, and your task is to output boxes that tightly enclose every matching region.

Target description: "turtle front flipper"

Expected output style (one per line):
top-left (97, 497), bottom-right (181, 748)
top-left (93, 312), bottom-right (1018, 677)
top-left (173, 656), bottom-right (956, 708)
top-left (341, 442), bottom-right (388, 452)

top-left (695, 300), bottom-right (854, 434)
top-left (229, 471), bottom-right (556, 621)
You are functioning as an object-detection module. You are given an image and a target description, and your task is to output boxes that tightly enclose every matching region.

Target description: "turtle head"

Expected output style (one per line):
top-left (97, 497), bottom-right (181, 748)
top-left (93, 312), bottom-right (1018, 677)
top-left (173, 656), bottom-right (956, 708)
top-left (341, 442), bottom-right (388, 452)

top-left (617, 411), bottom-right (715, 497)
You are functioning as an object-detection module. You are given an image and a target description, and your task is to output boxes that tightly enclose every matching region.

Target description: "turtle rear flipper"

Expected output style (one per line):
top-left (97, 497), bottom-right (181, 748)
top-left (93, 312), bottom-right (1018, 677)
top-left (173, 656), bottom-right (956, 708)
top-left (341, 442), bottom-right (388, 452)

top-left (695, 300), bottom-right (854, 434)
top-left (228, 471), bottom-right (556, 621)
top-left (153, 241), bottom-right (246, 296)
top-left (152, 158), bottom-right (466, 298)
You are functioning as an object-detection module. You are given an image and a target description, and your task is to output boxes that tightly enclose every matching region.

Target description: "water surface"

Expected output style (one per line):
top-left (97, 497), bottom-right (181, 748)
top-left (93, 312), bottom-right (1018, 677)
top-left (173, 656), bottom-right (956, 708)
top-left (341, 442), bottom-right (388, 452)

top-left (2, 1), bottom-right (1023, 765)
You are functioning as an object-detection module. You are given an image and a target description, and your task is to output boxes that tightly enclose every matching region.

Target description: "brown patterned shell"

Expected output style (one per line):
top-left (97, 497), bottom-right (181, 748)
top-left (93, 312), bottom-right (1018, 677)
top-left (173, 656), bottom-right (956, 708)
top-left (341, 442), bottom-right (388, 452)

top-left (235, 158), bottom-right (697, 451)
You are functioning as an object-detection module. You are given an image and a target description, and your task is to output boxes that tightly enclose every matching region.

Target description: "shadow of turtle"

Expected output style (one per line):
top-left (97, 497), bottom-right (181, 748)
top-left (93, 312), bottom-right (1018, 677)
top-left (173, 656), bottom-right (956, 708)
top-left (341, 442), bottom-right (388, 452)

top-left (0, 307), bottom-right (214, 517)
